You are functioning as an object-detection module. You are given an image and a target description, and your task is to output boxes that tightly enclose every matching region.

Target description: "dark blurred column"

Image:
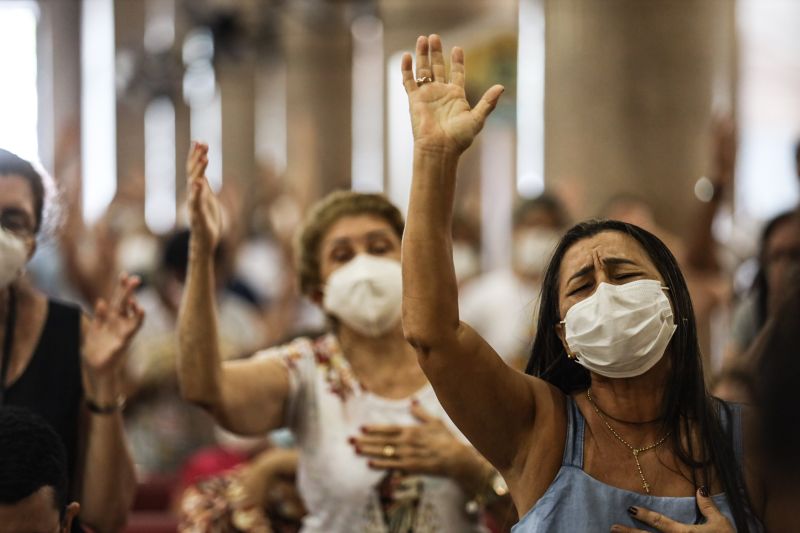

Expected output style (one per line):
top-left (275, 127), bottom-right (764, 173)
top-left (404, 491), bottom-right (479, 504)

top-left (544, 0), bottom-right (737, 237)
top-left (114, 0), bottom-right (147, 186)
top-left (283, 4), bottom-right (352, 205)
top-left (218, 59), bottom-right (256, 188)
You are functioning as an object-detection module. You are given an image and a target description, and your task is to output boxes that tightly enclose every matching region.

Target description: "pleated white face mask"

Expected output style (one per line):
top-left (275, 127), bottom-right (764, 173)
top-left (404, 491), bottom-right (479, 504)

top-left (562, 279), bottom-right (677, 378)
top-left (322, 254), bottom-right (402, 338)
top-left (0, 226), bottom-right (28, 289)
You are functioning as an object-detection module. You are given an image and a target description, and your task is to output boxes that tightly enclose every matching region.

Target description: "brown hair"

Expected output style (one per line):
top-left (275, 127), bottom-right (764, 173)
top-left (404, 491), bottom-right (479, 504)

top-left (294, 191), bottom-right (404, 296)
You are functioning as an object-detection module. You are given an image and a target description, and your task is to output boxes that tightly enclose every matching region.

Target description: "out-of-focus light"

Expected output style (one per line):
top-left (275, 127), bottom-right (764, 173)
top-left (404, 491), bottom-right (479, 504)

top-left (516, 0), bottom-right (545, 198)
top-left (387, 51), bottom-right (413, 214)
top-left (144, 97), bottom-right (176, 234)
top-left (694, 176), bottom-right (715, 202)
top-left (144, 0), bottom-right (175, 54)
top-left (0, 2), bottom-right (39, 164)
top-left (189, 87), bottom-right (223, 192)
top-left (183, 28), bottom-right (215, 65)
top-left (351, 14), bottom-right (384, 193)
top-left (81, 0), bottom-right (117, 223)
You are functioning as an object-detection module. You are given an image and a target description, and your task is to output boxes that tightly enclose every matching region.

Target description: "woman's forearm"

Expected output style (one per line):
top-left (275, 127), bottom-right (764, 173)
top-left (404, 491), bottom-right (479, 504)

top-left (177, 237), bottom-right (223, 408)
top-left (402, 146), bottom-right (463, 349)
top-left (80, 378), bottom-right (136, 533)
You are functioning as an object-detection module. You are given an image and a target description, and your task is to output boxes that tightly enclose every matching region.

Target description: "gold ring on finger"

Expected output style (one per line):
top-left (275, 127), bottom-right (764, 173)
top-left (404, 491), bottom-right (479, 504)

top-left (652, 513), bottom-right (662, 527)
top-left (415, 76), bottom-right (433, 87)
top-left (382, 444), bottom-right (397, 458)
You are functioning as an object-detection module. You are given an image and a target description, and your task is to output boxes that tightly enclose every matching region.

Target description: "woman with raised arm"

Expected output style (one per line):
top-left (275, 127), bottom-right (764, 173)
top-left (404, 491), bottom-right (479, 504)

top-left (0, 148), bottom-right (143, 532)
top-left (177, 142), bottom-right (513, 533)
top-left (401, 34), bottom-right (770, 532)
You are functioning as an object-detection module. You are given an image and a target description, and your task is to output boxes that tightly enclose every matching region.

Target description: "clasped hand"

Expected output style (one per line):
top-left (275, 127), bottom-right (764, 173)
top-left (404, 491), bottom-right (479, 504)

top-left (349, 402), bottom-right (468, 478)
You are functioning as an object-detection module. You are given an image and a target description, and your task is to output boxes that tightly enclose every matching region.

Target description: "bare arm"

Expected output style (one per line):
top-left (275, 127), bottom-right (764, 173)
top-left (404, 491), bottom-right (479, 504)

top-left (176, 142), bottom-right (290, 435)
top-left (78, 276), bottom-right (144, 532)
top-left (400, 35), bottom-right (558, 478)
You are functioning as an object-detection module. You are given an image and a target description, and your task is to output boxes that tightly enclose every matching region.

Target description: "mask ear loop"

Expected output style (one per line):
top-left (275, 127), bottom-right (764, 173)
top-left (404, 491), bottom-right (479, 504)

top-left (558, 319), bottom-right (579, 360)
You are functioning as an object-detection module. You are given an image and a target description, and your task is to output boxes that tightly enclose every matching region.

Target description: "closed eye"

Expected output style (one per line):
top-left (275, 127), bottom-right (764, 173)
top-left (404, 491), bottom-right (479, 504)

top-left (614, 272), bottom-right (641, 280)
top-left (567, 282), bottom-right (592, 296)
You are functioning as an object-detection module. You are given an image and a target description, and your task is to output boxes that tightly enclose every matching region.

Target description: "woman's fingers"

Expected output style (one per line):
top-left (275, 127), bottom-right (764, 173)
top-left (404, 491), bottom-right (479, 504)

top-left (696, 488), bottom-right (732, 529)
top-left (450, 46), bottom-right (465, 88)
top-left (609, 526), bottom-right (648, 533)
top-left (627, 506), bottom-right (678, 532)
top-left (401, 52), bottom-right (417, 94)
top-left (410, 402), bottom-right (437, 423)
top-left (471, 84), bottom-right (505, 131)
top-left (350, 434), bottom-right (401, 448)
top-left (361, 424), bottom-right (404, 436)
top-left (429, 34), bottom-right (446, 82)
top-left (414, 35), bottom-right (432, 81)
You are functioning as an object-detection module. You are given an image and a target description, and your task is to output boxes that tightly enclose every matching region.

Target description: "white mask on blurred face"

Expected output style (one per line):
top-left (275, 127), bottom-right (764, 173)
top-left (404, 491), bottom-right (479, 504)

top-left (562, 279), bottom-right (677, 378)
top-left (452, 242), bottom-right (480, 283)
top-left (0, 227), bottom-right (28, 288)
top-left (513, 228), bottom-right (561, 277)
top-left (323, 254), bottom-right (402, 337)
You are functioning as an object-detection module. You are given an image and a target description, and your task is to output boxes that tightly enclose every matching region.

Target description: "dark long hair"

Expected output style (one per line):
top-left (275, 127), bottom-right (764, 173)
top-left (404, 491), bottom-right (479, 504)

top-left (525, 219), bottom-right (753, 532)
top-left (752, 211), bottom-right (797, 330)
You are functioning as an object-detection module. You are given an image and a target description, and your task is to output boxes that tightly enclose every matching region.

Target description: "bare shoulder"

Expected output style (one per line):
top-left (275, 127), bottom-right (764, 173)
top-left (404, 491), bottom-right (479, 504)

top-left (505, 376), bottom-right (568, 517)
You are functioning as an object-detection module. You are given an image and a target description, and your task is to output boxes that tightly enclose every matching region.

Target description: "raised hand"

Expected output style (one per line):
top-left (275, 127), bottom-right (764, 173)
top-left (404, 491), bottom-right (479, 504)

top-left (82, 272), bottom-right (145, 378)
top-left (402, 34), bottom-right (504, 154)
top-left (186, 141), bottom-right (223, 252)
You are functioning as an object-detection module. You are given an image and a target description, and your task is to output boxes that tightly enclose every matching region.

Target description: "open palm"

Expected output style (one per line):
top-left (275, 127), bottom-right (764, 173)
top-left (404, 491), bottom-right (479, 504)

top-left (402, 35), bottom-right (504, 154)
top-left (186, 141), bottom-right (223, 252)
top-left (83, 273), bottom-right (145, 375)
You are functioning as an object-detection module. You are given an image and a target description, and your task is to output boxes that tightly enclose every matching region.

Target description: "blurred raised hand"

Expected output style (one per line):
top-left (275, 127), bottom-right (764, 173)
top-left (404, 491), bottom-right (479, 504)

top-left (82, 272), bottom-right (145, 380)
top-left (186, 141), bottom-right (223, 253)
top-left (402, 34), bottom-right (504, 155)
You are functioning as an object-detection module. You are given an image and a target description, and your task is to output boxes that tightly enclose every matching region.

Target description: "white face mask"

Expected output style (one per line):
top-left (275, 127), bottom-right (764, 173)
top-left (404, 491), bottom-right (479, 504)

top-left (513, 228), bottom-right (560, 277)
top-left (0, 227), bottom-right (28, 288)
top-left (562, 279), bottom-right (677, 378)
top-left (322, 254), bottom-right (402, 338)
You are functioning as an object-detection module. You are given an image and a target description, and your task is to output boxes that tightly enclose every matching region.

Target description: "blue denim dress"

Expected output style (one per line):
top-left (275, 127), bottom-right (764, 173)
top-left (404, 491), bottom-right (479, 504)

top-left (512, 397), bottom-right (763, 532)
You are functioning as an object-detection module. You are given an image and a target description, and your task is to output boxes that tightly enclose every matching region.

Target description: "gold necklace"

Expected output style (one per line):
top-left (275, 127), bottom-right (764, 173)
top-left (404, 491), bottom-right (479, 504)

top-left (586, 389), bottom-right (671, 494)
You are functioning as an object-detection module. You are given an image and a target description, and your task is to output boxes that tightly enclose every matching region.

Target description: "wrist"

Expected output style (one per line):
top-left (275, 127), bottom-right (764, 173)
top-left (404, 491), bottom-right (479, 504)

top-left (83, 370), bottom-right (122, 405)
top-left (413, 143), bottom-right (463, 162)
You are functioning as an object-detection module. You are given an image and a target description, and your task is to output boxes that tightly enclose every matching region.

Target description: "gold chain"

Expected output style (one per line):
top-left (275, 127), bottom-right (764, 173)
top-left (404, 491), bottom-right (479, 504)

top-left (586, 389), bottom-right (671, 494)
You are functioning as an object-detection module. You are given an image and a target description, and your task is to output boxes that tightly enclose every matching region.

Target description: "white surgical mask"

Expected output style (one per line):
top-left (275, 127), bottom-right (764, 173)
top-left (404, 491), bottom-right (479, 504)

top-left (452, 242), bottom-right (480, 283)
top-left (0, 227), bottom-right (28, 288)
top-left (513, 228), bottom-right (560, 277)
top-left (323, 254), bottom-right (402, 337)
top-left (562, 279), bottom-right (677, 378)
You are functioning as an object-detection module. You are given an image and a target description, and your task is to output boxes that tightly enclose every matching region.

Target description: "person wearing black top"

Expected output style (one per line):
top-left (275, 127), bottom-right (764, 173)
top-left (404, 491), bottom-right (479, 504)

top-left (0, 148), bottom-right (144, 532)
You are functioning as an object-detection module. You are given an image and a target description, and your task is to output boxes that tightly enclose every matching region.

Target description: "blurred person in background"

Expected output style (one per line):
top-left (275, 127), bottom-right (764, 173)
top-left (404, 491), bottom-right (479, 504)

top-left (602, 119), bottom-right (738, 377)
top-left (748, 270), bottom-right (800, 532)
top-left (0, 407), bottom-right (81, 533)
top-left (451, 212), bottom-right (482, 287)
top-left (459, 195), bottom-right (567, 369)
top-left (0, 148), bottom-right (143, 532)
top-left (124, 229), bottom-right (264, 478)
top-left (178, 142), bottom-right (514, 533)
top-left (178, 446), bottom-right (305, 533)
top-left (723, 210), bottom-right (800, 369)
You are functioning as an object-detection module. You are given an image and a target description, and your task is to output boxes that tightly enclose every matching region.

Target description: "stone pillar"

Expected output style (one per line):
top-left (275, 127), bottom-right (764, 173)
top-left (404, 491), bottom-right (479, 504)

top-left (282, 4), bottom-right (352, 207)
top-left (218, 60), bottom-right (256, 188)
top-left (114, 0), bottom-right (147, 187)
top-left (544, 0), bottom-right (737, 237)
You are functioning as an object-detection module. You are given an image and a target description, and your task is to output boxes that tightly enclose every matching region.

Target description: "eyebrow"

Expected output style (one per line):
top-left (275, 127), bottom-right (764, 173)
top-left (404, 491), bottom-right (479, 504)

top-left (325, 229), bottom-right (394, 249)
top-left (566, 257), bottom-right (639, 284)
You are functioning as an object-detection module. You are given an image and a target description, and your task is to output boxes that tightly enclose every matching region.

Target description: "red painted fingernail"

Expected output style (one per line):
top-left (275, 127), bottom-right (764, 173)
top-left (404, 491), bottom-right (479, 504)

top-left (627, 506), bottom-right (637, 516)
top-left (360, 426), bottom-right (367, 433)
top-left (347, 437), bottom-right (356, 444)
top-left (699, 486), bottom-right (709, 497)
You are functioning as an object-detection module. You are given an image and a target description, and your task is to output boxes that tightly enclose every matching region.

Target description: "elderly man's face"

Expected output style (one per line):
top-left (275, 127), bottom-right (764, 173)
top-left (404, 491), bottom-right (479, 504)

top-left (0, 487), bottom-right (79, 533)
